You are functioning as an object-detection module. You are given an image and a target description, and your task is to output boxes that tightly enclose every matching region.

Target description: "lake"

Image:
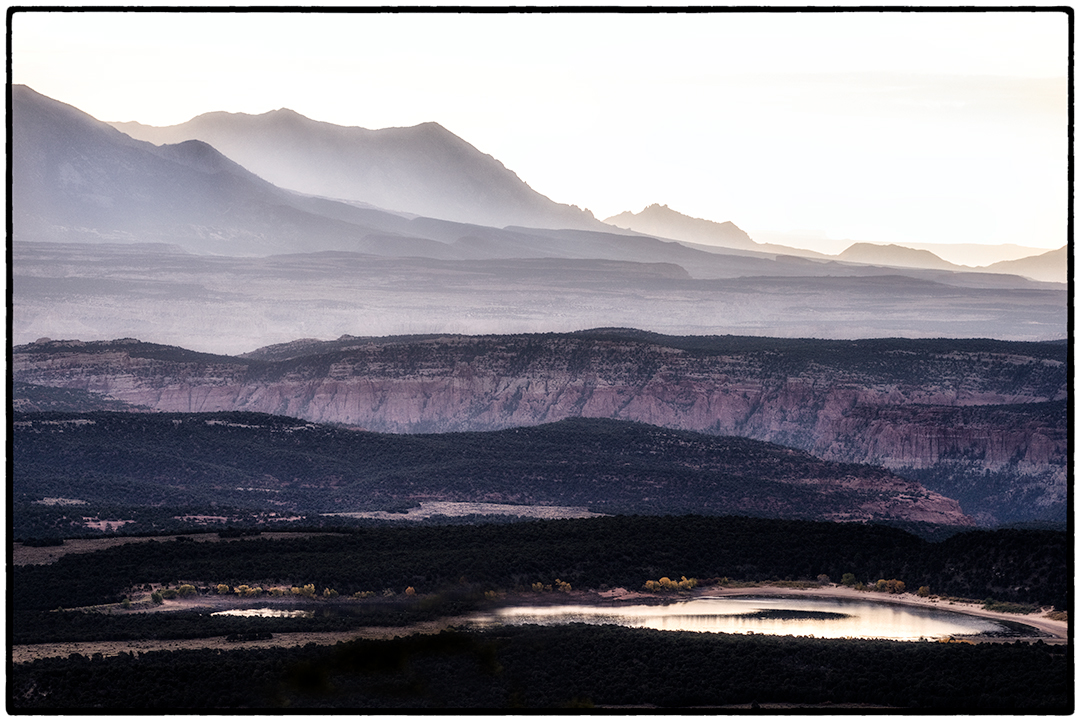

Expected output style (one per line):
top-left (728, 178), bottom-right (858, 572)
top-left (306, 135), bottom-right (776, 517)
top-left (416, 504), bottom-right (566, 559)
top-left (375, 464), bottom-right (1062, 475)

top-left (468, 595), bottom-right (1025, 641)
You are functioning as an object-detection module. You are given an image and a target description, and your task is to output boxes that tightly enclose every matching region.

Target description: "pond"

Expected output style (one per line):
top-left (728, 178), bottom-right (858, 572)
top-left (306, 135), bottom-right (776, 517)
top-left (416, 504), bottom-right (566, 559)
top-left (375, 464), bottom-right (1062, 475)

top-left (468, 595), bottom-right (1031, 641)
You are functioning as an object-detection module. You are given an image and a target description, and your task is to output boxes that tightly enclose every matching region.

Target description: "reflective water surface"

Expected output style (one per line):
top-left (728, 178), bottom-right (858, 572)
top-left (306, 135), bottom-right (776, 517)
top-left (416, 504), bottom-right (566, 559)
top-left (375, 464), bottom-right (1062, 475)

top-left (211, 607), bottom-right (313, 618)
top-left (470, 596), bottom-right (1015, 641)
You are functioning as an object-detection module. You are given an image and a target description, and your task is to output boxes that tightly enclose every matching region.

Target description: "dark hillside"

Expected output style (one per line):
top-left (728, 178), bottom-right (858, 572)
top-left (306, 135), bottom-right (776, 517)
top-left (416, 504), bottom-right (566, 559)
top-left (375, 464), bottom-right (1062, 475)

top-left (12, 412), bottom-right (970, 530)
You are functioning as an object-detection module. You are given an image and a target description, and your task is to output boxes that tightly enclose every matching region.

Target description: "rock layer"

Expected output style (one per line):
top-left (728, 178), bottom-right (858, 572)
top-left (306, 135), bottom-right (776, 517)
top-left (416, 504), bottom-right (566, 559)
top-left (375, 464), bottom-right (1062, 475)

top-left (13, 331), bottom-right (1067, 524)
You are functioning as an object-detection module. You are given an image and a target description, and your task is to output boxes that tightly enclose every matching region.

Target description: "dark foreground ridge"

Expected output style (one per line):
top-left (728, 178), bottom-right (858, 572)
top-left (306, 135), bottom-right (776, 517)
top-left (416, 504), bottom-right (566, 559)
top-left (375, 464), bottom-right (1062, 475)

top-left (9, 624), bottom-right (1071, 710)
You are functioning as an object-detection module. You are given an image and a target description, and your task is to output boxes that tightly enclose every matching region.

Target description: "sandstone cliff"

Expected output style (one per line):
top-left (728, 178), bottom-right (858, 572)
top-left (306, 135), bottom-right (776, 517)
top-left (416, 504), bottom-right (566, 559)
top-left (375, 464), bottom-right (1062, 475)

top-left (13, 331), bottom-right (1066, 524)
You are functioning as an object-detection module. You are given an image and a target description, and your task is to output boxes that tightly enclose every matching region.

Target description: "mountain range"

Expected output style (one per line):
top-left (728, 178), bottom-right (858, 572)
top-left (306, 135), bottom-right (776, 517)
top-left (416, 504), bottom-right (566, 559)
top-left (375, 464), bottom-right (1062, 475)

top-left (11, 86), bottom-right (1066, 351)
top-left (98, 86), bottom-right (1063, 280)
top-left (606, 204), bottom-right (1066, 283)
top-left (109, 108), bottom-right (605, 232)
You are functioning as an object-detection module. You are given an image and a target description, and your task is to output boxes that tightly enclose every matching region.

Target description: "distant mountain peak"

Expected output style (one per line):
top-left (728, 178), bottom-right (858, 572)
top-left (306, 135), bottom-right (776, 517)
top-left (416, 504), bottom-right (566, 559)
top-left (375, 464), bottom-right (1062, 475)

top-left (603, 204), bottom-right (758, 250)
top-left (837, 242), bottom-right (960, 271)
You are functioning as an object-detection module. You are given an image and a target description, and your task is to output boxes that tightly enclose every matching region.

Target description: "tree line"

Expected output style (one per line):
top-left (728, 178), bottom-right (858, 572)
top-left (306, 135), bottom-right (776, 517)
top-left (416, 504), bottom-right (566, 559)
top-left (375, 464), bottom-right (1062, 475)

top-left (14, 515), bottom-right (1068, 617)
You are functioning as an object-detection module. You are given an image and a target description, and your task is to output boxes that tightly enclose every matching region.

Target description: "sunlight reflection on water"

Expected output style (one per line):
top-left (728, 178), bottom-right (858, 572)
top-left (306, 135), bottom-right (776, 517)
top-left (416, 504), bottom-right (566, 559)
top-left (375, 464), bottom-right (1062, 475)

top-left (471, 596), bottom-right (1011, 641)
top-left (210, 608), bottom-right (313, 618)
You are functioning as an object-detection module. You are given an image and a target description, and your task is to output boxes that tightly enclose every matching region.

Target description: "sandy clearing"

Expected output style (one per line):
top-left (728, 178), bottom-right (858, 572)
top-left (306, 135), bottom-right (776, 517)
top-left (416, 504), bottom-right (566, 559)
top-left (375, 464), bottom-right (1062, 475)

top-left (13, 532), bottom-right (340, 566)
top-left (10, 616), bottom-right (477, 665)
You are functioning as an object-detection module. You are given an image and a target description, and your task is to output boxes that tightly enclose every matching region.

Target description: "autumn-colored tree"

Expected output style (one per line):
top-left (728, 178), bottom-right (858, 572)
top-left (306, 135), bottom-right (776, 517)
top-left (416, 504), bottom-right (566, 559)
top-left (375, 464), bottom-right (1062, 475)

top-left (875, 579), bottom-right (906, 594)
top-left (643, 575), bottom-right (697, 592)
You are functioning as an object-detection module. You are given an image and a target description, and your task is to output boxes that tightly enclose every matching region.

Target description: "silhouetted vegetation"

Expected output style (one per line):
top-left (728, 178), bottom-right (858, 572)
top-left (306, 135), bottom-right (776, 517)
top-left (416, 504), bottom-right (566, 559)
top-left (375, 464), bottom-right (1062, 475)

top-left (13, 516), bottom-right (1068, 624)
top-left (9, 625), bottom-right (1071, 710)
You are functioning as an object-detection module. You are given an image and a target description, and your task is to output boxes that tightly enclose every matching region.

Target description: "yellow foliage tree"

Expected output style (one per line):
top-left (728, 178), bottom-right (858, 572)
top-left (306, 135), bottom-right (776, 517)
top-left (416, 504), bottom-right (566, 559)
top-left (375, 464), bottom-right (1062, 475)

top-left (644, 575), bottom-right (698, 592)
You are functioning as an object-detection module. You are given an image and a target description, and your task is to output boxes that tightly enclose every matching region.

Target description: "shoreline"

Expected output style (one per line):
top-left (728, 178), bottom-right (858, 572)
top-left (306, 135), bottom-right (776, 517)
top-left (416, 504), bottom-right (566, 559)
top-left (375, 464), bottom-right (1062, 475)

top-left (11, 582), bottom-right (1066, 664)
top-left (494, 583), bottom-right (1068, 643)
top-left (680, 584), bottom-right (1068, 642)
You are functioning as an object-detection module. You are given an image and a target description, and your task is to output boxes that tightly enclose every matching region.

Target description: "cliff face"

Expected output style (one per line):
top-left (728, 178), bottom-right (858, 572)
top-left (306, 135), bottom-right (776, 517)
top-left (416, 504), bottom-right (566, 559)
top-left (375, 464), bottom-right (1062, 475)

top-left (14, 332), bottom-right (1067, 524)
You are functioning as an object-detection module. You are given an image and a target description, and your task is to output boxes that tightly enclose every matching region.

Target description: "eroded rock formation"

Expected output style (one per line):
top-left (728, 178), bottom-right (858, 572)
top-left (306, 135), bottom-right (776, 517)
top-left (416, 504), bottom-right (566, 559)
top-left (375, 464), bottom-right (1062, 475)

top-left (14, 331), bottom-right (1066, 524)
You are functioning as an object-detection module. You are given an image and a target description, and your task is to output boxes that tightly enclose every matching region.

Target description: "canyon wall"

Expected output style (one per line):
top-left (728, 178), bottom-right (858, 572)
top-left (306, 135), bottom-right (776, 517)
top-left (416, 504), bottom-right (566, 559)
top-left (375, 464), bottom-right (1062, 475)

top-left (14, 332), bottom-right (1067, 524)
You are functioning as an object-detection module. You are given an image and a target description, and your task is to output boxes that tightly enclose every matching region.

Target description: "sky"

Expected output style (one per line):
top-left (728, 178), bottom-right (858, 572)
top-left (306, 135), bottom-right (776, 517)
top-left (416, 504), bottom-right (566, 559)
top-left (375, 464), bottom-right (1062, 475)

top-left (11, 9), bottom-right (1069, 254)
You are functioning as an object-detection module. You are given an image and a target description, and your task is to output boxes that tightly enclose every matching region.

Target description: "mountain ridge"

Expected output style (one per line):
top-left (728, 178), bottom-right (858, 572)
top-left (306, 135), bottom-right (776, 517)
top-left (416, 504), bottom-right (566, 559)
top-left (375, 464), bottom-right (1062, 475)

top-left (110, 106), bottom-right (606, 231)
top-left (982, 246), bottom-right (1067, 283)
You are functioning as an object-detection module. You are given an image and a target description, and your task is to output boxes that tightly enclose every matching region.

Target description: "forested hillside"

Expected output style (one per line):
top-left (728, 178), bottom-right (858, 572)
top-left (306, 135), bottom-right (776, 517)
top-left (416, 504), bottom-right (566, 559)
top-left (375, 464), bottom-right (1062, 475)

top-left (14, 411), bottom-right (971, 535)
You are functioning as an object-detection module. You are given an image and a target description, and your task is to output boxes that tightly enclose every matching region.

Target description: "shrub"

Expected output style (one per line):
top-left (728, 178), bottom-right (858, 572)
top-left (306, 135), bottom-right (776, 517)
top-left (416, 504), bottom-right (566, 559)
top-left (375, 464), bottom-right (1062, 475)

top-left (643, 576), bottom-right (697, 592)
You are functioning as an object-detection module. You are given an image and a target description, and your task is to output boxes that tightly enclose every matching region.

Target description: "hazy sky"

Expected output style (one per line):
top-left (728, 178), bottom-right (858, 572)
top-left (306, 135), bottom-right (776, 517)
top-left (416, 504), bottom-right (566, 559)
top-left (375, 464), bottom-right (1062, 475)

top-left (11, 9), bottom-right (1068, 252)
